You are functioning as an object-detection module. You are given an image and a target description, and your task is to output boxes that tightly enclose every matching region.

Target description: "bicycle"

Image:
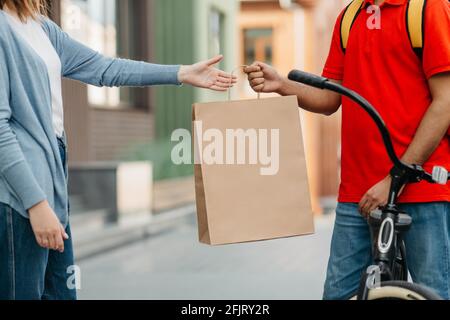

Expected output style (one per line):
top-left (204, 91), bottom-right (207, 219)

top-left (288, 70), bottom-right (450, 300)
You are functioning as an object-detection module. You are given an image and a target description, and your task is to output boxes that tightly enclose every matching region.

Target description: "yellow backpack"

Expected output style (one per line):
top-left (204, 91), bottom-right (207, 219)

top-left (340, 0), bottom-right (428, 57)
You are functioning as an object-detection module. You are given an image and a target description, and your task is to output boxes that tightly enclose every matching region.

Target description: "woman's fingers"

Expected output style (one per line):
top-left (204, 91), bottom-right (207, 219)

top-left (61, 225), bottom-right (69, 240)
top-left (34, 230), bottom-right (66, 251)
top-left (42, 237), bottom-right (49, 248)
top-left (36, 235), bottom-right (45, 248)
top-left (217, 76), bottom-right (237, 84)
top-left (213, 81), bottom-right (234, 89)
top-left (47, 235), bottom-right (56, 250)
top-left (53, 233), bottom-right (64, 252)
top-left (209, 85), bottom-right (228, 92)
top-left (205, 55), bottom-right (224, 66)
top-left (58, 232), bottom-right (66, 251)
top-left (218, 70), bottom-right (237, 79)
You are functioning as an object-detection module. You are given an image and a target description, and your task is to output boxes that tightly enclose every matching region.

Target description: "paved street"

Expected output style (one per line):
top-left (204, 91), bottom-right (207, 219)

top-left (77, 213), bottom-right (334, 300)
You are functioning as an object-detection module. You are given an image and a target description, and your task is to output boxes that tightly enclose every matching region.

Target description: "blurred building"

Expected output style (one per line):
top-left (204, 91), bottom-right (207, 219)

top-left (49, 0), bottom-right (238, 216)
top-left (50, 0), bottom-right (238, 163)
top-left (48, 0), bottom-right (348, 215)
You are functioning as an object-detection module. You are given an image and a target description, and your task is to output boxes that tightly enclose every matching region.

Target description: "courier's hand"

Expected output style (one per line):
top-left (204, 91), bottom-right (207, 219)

top-left (244, 62), bottom-right (283, 93)
top-left (29, 200), bottom-right (69, 252)
top-left (359, 175), bottom-right (405, 217)
top-left (178, 55), bottom-right (237, 92)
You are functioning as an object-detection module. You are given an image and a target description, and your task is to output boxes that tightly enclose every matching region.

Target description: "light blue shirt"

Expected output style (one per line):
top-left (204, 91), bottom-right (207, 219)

top-left (0, 12), bottom-right (181, 226)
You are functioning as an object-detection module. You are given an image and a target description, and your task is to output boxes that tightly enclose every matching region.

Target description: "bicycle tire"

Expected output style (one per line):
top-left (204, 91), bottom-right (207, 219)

top-left (351, 281), bottom-right (442, 300)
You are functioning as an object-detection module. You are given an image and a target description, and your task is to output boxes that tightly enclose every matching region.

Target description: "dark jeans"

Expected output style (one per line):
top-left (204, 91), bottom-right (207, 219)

top-left (0, 137), bottom-right (76, 300)
top-left (323, 202), bottom-right (450, 300)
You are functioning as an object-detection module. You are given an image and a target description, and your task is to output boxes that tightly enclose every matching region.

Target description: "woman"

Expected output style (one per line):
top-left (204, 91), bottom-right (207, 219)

top-left (0, 0), bottom-right (235, 300)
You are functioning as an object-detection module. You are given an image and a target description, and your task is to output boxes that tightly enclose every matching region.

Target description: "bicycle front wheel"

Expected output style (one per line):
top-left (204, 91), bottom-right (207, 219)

top-left (351, 281), bottom-right (442, 300)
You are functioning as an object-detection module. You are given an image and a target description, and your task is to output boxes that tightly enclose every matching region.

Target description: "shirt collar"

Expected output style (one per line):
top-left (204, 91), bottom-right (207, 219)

top-left (363, 0), bottom-right (407, 6)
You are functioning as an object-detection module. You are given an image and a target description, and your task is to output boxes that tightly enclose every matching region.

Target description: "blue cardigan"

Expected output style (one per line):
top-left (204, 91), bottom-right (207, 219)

top-left (0, 11), bottom-right (181, 227)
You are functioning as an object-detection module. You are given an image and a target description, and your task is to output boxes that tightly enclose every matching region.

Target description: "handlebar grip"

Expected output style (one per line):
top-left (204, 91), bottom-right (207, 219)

top-left (288, 70), bottom-right (329, 90)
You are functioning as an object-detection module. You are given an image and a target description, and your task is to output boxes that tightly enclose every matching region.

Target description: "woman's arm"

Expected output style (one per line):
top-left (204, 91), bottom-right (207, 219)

top-left (0, 45), bottom-right (67, 252)
top-left (41, 18), bottom-right (235, 90)
top-left (0, 46), bottom-right (46, 211)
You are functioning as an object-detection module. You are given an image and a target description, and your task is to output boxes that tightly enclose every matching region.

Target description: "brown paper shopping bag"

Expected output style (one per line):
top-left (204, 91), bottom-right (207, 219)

top-left (193, 95), bottom-right (314, 245)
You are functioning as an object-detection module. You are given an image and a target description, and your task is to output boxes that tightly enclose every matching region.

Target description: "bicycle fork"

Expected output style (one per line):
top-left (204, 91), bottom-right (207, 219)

top-left (356, 208), bottom-right (412, 300)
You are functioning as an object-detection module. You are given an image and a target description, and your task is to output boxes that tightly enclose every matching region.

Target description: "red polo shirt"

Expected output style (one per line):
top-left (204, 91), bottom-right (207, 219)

top-left (323, 0), bottom-right (450, 203)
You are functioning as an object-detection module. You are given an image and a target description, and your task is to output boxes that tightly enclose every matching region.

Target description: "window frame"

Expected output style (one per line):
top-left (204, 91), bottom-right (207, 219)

top-left (61, 0), bottom-right (152, 112)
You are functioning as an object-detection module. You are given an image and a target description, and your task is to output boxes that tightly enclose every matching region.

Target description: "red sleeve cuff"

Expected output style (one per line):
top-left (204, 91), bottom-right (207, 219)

top-left (322, 67), bottom-right (344, 81)
top-left (425, 64), bottom-right (450, 80)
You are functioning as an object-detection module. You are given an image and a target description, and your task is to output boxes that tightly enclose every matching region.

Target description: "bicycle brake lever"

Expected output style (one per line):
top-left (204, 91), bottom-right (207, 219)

top-left (432, 166), bottom-right (448, 185)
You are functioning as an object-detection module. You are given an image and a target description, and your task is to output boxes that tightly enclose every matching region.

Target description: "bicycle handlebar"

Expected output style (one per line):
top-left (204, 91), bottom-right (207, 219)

top-left (287, 70), bottom-right (329, 90)
top-left (288, 70), bottom-right (449, 185)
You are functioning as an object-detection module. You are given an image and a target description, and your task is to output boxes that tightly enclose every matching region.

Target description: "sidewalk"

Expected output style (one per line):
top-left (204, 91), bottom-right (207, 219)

top-left (72, 204), bottom-right (196, 261)
top-left (76, 213), bottom-right (335, 300)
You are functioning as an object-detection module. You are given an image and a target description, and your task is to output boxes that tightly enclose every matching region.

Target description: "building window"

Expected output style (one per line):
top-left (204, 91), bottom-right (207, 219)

top-left (208, 8), bottom-right (225, 67)
top-left (61, 0), bottom-right (147, 109)
top-left (243, 28), bottom-right (273, 66)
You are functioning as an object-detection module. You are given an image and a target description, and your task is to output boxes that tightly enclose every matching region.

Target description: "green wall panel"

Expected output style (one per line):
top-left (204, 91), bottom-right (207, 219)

top-left (153, 0), bottom-right (196, 138)
top-left (153, 0), bottom-right (238, 138)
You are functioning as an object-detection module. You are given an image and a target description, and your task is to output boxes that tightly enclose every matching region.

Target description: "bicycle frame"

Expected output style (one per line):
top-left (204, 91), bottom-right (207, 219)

top-left (287, 70), bottom-right (450, 300)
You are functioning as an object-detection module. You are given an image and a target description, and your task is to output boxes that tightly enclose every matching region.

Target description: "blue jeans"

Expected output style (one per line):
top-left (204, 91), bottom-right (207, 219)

top-left (323, 202), bottom-right (450, 300)
top-left (0, 137), bottom-right (76, 300)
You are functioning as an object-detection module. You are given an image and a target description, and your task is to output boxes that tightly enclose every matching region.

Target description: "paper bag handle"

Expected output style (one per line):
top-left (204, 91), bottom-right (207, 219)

top-left (228, 65), bottom-right (261, 101)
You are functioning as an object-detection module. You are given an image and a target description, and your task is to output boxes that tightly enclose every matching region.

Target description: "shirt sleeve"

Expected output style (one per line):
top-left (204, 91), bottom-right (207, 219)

top-left (422, 0), bottom-right (450, 79)
top-left (0, 43), bottom-right (47, 212)
top-left (41, 18), bottom-right (181, 87)
top-left (322, 11), bottom-right (345, 81)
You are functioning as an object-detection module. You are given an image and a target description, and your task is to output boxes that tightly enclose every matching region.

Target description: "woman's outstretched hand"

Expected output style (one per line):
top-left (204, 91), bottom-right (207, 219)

top-left (178, 55), bottom-right (237, 92)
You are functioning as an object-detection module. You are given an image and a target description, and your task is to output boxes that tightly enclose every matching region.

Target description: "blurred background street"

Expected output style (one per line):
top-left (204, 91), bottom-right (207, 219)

top-left (77, 211), bottom-right (334, 300)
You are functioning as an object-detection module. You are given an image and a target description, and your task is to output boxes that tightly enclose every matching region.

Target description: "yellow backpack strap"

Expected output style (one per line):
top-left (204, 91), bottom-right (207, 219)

top-left (340, 0), bottom-right (365, 53)
top-left (406, 0), bottom-right (427, 58)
